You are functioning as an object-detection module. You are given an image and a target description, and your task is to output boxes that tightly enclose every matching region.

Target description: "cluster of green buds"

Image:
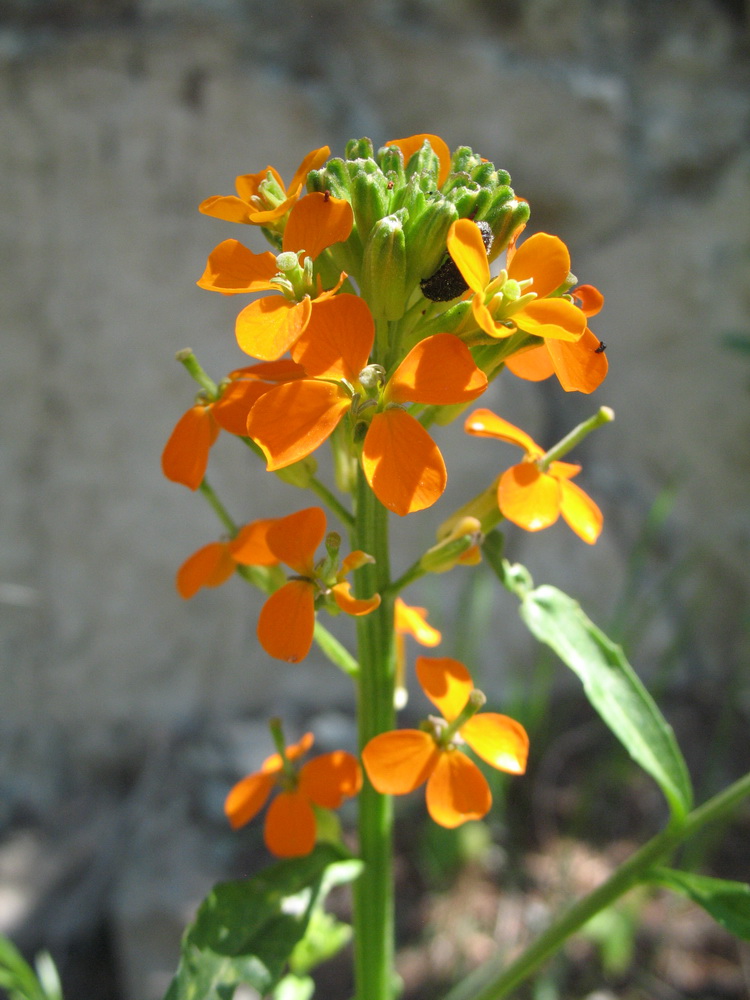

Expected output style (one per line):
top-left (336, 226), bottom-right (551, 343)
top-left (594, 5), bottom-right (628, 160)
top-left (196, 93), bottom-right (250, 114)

top-left (305, 137), bottom-right (530, 325)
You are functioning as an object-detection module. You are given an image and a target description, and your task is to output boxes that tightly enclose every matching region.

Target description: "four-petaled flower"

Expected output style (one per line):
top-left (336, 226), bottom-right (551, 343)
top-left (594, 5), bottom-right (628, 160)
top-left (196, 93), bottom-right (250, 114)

top-left (161, 360), bottom-right (305, 489)
top-left (247, 326), bottom-right (488, 516)
top-left (362, 656), bottom-right (528, 828)
top-left (225, 731), bottom-right (362, 857)
top-left (446, 219), bottom-right (588, 345)
top-left (257, 507), bottom-right (380, 663)
top-left (504, 282), bottom-right (608, 394)
top-left (197, 192), bottom-right (353, 361)
top-left (464, 408), bottom-right (603, 543)
top-left (199, 146), bottom-right (330, 228)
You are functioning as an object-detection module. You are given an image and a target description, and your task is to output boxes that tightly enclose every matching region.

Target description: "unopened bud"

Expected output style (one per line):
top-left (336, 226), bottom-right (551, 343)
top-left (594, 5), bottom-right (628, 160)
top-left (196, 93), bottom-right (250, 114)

top-left (360, 213), bottom-right (408, 320)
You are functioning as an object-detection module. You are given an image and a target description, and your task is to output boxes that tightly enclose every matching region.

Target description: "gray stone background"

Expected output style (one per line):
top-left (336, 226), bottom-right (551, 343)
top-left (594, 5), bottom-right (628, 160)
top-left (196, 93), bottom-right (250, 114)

top-left (1, 0), bottom-right (749, 996)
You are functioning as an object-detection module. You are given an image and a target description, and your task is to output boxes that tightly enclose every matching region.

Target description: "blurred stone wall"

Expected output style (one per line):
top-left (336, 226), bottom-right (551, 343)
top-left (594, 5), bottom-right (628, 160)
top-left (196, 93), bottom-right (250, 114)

top-left (1, 0), bottom-right (749, 996)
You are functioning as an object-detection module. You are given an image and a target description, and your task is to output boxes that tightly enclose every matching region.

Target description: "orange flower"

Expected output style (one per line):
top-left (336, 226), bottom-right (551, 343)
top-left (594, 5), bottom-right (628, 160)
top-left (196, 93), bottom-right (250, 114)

top-left (197, 192), bottom-right (353, 361)
top-left (257, 507), bottom-right (380, 663)
top-left (199, 146), bottom-right (330, 227)
top-left (362, 657), bottom-right (528, 828)
top-left (175, 519), bottom-right (279, 599)
top-left (464, 408), bottom-right (603, 543)
top-left (394, 598), bottom-right (442, 709)
top-left (504, 283), bottom-right (608, 393)
top-left (248, 328), bottom-right (487, 516)
top-left (446, 219), bottom-right (588, 346)
top-left (161, 360), bottom-right (305, 489)
top-left (225, 731), bottom-right (362, 857)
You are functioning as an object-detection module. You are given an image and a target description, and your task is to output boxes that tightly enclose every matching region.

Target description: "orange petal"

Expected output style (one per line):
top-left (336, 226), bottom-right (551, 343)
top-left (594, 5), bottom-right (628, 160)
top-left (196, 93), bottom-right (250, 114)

top-left (362, 409), bottom-right (447, 516)
top-left (246, 379), bottom-right (350, 470)
top-left (461, 713), bottom-right (529, 774)
top-left (572, 284), bottom-right (604, 317)
top-left (257, 580), bottom-right (316, 663)
top-left (265, 507), bottom-right (327, 575)
top-left (224, 771), bottom-right (274, 829)
top-left (464, 408), bottom-right (542, 458)
top-left (331, 581), bottom-right (381, 616)
top-left (545, 329), bottom-right (609, 393)
top-left (507, 233), bottom-right (570, 298)
top-left (445, 219), bottom-right (491, 294)
top-left (235, 296), bottom-right (312, 361)
top-left (416, 656), bottom-right (473, 722)
top-left (425, 750), bottom-right (491, 828)
top-left (197, 240), bottom-right (279, 293)
top-left (229, 359), bottom-right (307, 382)
top-left (264, 791), bottom-right (317, 857)
top-left (338, 550), bottom-right (375, 576)
top-left (362, 730), bottom-right (439, 794)
top-left (161, 405), bottom-right (219, 490)
top-left (504, 344), bottom-right (556, 383)
top-left (229, 519), bottom-right (279, 566)
top-left (386, 134), bottom-right (452, 188)
top-left (387, 334), bottom-right (487, 405)
top-left (514, 298), bottom-right (586, 342)
top-left (299, 750), bottom-right (362, 809)
top-left (559, 479), bottom-right (603, 544)
top-left (176, 541), bottom-right (235, 599)
top-left (285, 145), bottom-right (331, 198)
top-left (260, 731), bottom-right (315, 773)
top-left (198, 194), bottom-right (256, 224)
top-left (498, 463), bottom-right (561, 532)
top-left (291, 294), bottom-right (374, 381)
top-left (211, 378), bottom-right (273, 435)
top-left (472, 296), bottom-right (515, 340)
top-left (394, 598), bottom-right (442, 647)
top-left (282, 192), bottom-right (353, 260)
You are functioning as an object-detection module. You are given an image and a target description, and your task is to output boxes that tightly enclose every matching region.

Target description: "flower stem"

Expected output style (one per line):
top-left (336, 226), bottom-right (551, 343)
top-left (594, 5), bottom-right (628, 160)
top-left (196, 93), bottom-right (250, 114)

top-left (351, 466), bottom-right (396, 1000)
top-left (442, 769), bottom-right (750, 1000)
top-left (539, 406), bottom-right (614, 470)
top-left (199, 479), bottom-right (236, 534)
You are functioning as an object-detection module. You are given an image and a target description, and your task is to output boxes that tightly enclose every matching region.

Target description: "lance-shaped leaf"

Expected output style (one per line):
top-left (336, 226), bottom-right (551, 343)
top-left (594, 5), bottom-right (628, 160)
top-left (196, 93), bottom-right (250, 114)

top-left (518, 584), bottom-right (693, 821)
top-left (648, 867), bottom-right (750, 940)
top-left (163, 843), bottom-right (362, 1000)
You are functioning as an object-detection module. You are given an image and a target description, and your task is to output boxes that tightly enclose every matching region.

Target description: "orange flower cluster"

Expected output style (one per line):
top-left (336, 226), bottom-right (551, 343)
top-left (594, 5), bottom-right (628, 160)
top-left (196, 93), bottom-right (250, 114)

top-left (162, 134), bottom-right (612, 852)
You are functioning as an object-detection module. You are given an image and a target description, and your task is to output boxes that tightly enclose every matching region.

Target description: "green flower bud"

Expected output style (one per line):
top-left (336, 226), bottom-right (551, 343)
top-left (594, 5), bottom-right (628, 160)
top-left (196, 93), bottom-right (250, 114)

top-left (404, 197), bottom-right (459, 287)
top-left (349, 169), bottom-right (391, 246)
top-left (403, 141), bottom-right (440, 190)
top-left (444, 182), bottom-right (483, 219)
top-left (306, 157), bottom-right (351, 200)
top-left (376, 143), bottom-right (405, 183)
top-left (346, 137), bottom-right (374, 160)
top-left (485, 197), bottom-right (531, 257)
top-left (359, 212), bottom-right (408, 320)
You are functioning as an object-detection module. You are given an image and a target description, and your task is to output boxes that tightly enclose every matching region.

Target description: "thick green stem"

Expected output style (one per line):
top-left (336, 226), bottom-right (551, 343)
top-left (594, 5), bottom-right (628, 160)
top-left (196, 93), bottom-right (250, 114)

top-left (351, 467), bottom-right (396, 1000)
top-left (443, 769), bottom-right (750, 1000)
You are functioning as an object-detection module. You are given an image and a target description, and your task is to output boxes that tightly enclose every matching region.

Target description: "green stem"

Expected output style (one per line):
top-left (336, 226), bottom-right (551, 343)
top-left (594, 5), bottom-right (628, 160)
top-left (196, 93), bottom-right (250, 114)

top-left (539, 406), bottom-right (614, 470)
top-left (199, 479), bottom-right (236, 534)
top-left (176, 348), bottom-right (219, 398)
top-left (351, 466), bottom-right (396, 1000)
top-left (443, 769), bottom-right (750, 1000)
top-left (308, 476), bottom-right (355, 531)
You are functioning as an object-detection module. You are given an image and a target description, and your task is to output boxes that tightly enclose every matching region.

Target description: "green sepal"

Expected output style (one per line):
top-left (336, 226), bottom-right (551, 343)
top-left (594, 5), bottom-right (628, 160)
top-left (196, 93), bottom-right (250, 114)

top-left (376, 143), bottom-right (406, 189)
top-left (162, 843), bottom-right (363, 1000)
top-left (444, 181), bottom-right (482, 218)
top-left (648, 868), bottom-right (750, 940)
top-left (485, 196), bottom-right (531, 257)
top-left (359, 212), bottom-right (408, 320)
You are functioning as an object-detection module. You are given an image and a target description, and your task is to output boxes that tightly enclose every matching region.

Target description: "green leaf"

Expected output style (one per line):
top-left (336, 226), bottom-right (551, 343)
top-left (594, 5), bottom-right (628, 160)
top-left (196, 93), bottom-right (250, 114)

top-left (272, 973), bottom-right (316, 1000)
top-left (288, 910), bottom-right (352, 976)
top-left (0, 936), bottom-right (51, 1000)
top-left (163, 843), bottom-right (362, 1000)
top-left (649, 867), bottom-right (750, 939)
top-left (518, 584), bottom-right (693, 820)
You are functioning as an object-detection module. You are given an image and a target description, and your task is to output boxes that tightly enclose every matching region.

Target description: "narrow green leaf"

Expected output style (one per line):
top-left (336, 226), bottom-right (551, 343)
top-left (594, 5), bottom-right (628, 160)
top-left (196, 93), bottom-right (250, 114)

top-left (518, 584), bottom-right (693, 820)
top-left (273, 973), bottom-right (316, 1000)
top-left (0, 936), bottom-right (49, 1000)
top-left (649, 867), bottom-right (750, 939)
top-left (163, 843), bottom-right (362, 1000)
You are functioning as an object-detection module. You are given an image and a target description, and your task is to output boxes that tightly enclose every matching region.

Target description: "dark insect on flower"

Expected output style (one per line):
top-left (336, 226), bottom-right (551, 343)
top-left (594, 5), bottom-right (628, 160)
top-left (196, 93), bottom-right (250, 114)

top-left (594, 340), bottom-right (607, 354)
top-left (421, 220), bottom-right (494, 302)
